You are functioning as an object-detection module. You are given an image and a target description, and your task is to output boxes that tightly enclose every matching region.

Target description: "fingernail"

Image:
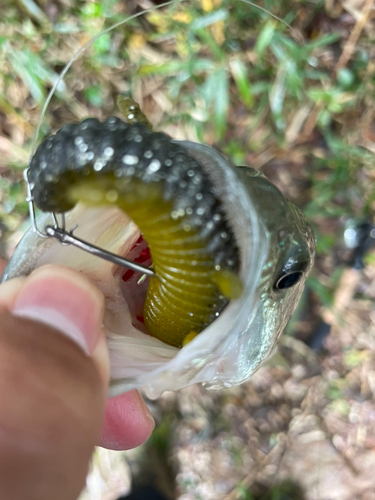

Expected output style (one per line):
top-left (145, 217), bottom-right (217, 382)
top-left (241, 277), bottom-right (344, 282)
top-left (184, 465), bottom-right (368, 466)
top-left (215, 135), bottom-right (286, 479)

top-left (12, 265), bottom-right (105, 355)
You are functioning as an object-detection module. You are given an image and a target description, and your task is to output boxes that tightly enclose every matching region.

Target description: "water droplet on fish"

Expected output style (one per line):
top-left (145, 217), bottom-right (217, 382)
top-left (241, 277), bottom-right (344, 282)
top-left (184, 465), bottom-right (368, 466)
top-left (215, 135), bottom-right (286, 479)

top-left (122, 154), bottom-right (139, 165)
top-left (104, 147), bottom-right (114, 157)
top-left (148, 159), bottom-right (161, 173)
top-left (75, 136), bottom-right (84, 146)
top-left (94, 159), bottom-right (106, 171)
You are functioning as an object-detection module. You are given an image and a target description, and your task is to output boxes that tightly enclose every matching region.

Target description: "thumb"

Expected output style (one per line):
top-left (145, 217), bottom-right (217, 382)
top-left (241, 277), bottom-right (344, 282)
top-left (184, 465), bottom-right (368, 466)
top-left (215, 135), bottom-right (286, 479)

top-left (0, 265), bottom-right (110, 500)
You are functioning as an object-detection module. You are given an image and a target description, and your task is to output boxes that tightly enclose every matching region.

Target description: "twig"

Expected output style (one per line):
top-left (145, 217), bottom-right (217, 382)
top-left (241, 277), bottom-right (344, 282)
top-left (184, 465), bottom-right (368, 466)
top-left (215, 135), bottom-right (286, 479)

top-left (0, 137), bottom-right (30, 165)
top-left (223, 434), bottom-right (287, 500)
top-left (321, 268), bottom-right (362, 327)
top-left (299, 103), bottom-right (322, 141)
top-left (15, 0), bottom-right (51, 28)
top-left (333, 0), bottom-right (374, 77)
top-left (285, 103), bottom-right (314, 144)
top-left (251, 148), bottom-right (275, 170)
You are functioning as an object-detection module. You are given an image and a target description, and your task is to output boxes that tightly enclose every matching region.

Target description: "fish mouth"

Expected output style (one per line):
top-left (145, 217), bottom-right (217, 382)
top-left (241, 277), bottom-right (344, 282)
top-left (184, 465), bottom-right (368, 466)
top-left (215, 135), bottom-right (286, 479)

top-left (117, 234), bottom-right (151, 333)
top-left (3, 126), bottom-right (269, 397)
top-left (27, 117), bottom-right (245, 349)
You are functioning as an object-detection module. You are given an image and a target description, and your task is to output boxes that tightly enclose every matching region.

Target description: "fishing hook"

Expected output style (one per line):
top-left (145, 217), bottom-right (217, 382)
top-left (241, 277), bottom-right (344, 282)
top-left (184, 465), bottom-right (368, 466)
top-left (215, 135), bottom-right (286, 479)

top-left (23, 167), bottom-right (155, 277)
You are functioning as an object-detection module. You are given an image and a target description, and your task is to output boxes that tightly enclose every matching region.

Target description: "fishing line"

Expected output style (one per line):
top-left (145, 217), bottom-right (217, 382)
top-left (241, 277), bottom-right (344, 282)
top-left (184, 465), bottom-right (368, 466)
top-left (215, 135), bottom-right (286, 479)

top-left (238, 0), bottom-right (292, 30)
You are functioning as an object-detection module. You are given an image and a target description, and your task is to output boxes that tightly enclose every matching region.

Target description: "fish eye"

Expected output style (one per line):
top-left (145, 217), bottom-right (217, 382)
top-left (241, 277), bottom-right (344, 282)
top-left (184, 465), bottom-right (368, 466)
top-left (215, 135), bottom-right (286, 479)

top-left (274, 271), bottom-right (304, 291)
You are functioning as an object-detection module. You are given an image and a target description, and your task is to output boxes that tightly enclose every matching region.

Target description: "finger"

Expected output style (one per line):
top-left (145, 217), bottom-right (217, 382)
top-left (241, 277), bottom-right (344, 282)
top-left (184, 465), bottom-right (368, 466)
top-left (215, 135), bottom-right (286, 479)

top-left (100, 391), bottom-right (155, 450)
top-left (0, 266), bottom-right (110, 500)
top-left (12, 265), bottom-right (108, 363)
top-left (1, 265), bottom-right (155, 453)
top-left (0, 312), bottom-right (104, 500)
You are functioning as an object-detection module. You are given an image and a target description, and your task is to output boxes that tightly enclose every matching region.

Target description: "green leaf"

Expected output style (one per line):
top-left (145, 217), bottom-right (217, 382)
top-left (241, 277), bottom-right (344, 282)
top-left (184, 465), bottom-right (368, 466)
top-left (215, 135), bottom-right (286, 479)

top-left (270, 39), bottom-right (286, 61)
top-left (140, 57), bottom-right (215, 78)
top-left (139, 60), bottom-right (186, 76)
top-left (190, 8), bottom-right (228, 30)
top-left (8, 52), bottom-right (44, 103)
top-left (318, 109), bottom-right (332, 128)
top-left (255, 21), bottom-right (276, 56)
top-left (223, 140), bottom-right (246, 164)
top-left (17, 0), bottom-right (51, 26)
top-left (84, 85), bottom-right (103, 107)
top-left (214, 67), bottom-right (229, 136)
top-left (337, 68), bottom-right (355, 88)
top-left (201, 71), bottom-right (217, 104)
top-left (307, 276), bottom-right (334, 307)
top-left (315, 234), bottom-right (335, 254)
top-left (202, 67), bottom-right (229, 135)
top-left (251, 81), bottom-right (270, 95)
top-left (93, 33), bottom-right (111, 54)
top-left (237, 484), bottom-right (256, 500)
top-left (269, 65), bottom-right (286, 130)
top-left (83, 2), bottom-right (103, 19)
top-left (305, 69), bottom-right (331, 81)
top-left (195, 28), bottom-right (224, 61)
top-left (305, 32), bottom-right (341, 51)
top-left (274, 33), bottom-right (301, 60)
top-left (54, 23), bottom-right (80, 34)
top-left (230, 58), bottom-right (253, 107)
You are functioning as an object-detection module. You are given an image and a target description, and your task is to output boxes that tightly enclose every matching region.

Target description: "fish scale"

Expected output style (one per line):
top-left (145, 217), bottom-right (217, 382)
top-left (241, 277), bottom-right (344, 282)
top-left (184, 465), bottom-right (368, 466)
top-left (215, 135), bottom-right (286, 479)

top-left (28, 116), bottom-right (242, 347)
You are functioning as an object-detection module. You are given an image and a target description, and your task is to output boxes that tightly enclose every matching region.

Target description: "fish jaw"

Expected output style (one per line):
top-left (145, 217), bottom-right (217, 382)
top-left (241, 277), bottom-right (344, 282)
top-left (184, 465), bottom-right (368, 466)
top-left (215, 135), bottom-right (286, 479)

top-left (3, 143), bottom-right (271, 399)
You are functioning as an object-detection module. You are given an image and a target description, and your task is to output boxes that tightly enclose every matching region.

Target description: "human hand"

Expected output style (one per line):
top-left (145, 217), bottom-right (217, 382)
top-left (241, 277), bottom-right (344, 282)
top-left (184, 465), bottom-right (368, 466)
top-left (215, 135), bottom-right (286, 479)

top-left (0, 261), bottom-right (154, 500)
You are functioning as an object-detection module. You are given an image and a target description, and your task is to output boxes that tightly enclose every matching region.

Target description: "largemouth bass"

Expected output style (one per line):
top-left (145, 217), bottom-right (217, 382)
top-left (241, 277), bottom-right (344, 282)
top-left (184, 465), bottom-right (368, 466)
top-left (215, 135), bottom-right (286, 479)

top-left (2, 117), bottom-right (315, 398)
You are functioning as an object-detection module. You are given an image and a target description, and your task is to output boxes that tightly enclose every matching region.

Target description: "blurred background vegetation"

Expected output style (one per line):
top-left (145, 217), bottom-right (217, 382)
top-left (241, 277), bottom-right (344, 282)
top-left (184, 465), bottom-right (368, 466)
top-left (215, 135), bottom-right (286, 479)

top-left (1, 1), bottom-right (375, 498)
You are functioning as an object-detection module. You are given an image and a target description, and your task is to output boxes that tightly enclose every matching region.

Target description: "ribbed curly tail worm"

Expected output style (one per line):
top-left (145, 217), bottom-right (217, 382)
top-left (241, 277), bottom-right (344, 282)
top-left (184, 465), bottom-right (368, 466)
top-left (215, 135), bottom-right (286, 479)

top-left (28, 117), bottom-right (243, 348)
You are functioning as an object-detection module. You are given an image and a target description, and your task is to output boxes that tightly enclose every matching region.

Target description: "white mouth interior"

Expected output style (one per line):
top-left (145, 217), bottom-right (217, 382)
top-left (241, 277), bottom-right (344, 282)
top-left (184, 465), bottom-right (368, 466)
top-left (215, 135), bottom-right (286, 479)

top-left (31, 204), bottom-right (179, 384)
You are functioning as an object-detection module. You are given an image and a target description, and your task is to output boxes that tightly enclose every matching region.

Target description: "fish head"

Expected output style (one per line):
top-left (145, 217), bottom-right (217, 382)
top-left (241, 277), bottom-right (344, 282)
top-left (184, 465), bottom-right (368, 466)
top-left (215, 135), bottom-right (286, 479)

top-left (2, 138), bottom-right (315, 399)
top-left (235, 167), bottom-right (315, 371)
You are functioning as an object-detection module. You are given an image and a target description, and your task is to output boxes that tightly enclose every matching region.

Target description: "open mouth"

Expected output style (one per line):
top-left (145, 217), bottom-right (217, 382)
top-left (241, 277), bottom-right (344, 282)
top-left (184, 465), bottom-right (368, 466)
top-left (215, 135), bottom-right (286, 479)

top-left (4, 118), bottom-right (271, 395)
top-left (117, 234), bottom-right (151, 334)
top-left (27, 116), bottom-right (243, 349)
